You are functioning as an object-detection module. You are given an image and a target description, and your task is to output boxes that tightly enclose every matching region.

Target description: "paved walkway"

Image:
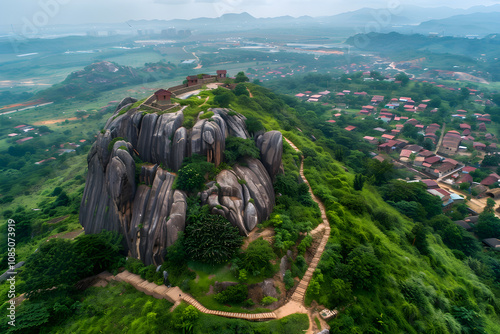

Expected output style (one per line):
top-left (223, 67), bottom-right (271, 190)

top-left (99, 137), bottom-right (331, 332)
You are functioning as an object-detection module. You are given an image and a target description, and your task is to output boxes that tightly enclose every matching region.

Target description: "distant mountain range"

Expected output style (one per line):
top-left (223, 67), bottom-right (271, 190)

top-left (126, 5), bottom-right (500, 37)
top-left (414, 12), bottom-right (500, 36)
top-left (345, 31), bottom-right (500, 58)
top-left (2, 4), bottom-right (500, 39)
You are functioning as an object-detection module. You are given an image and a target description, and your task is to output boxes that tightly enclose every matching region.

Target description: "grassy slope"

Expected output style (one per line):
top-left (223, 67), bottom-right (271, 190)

top-left (47, 281), bottom-right (309, 334)
top-left (227, 85), bottom-right (500, 333)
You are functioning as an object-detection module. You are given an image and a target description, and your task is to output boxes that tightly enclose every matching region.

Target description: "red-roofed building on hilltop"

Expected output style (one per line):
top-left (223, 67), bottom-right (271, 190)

top-left (417, 104), bottom-right (427, 111)
top-left (154, 89), bottom-right (173, 105)
top-left (462, 166), bottom-right (477, 173)
top-left (474, 142), bottom-right (487, 151)
top-left (456, 173), bottom-right (473, 185)
top-left (16, 137), bottom-right (33, 144)
top-left (186, 75), bottom-right (198, 86)
top-left (425, 156), bottom-right (441, 165)
top-left (217, 70), bottom-right (227, 80)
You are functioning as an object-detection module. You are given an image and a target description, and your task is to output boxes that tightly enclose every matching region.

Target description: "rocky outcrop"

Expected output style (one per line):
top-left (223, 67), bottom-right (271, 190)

top-left (80, 101), bottom-right (283, 265)
top-left (256, 131), bottom-right (284, 181)
top-left (115, 97), bottom-right (137, 113)
top-left (80, 131), bottom-right (187, 265)
top-left (200, 158), bottom-right (275, 236)
top-left (212, 108), bottom-right (249, 139)
top-left (190, 118), bottom-right (225, 166)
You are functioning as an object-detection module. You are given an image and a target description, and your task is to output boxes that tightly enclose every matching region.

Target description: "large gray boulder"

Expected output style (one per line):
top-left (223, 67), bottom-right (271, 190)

top-left (201, 158), bottom-right (275, 235)
top-left (256, 131), bottom-right (284, 181)
top-left (233, 158), bottom-right (275, 224)
top-left (212, 108), bottom-right (249, 139)
top-left (115, 97), bottom-right (137, 113)
top-left (80, 135), bottom-right (187, 265)
top-left (190, 118), bottom-right (225, 167)
top-left (80, 105), bottom-right (280, 266)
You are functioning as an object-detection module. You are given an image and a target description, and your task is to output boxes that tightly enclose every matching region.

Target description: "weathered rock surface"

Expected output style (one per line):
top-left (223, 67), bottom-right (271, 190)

top-left (115, 97), bottom-right (138, 114)
top-left (201, 158), bottom-right (275, 235)
top-left (80, 103), bottom-right (282, 265)
top-left (80, 135), bottom-right (187, 265)
top-left (256, 131), bottom-right (284, 181)
top-left (212, 108), bottom-right (249, 139)
top-left (189, 118), bottom-right (225, 166)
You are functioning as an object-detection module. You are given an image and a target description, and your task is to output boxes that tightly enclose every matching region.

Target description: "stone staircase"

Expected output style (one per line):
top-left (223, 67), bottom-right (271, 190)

top-left (284, 137), bottom-right (331, 305)
top-left (113, 270), bottom-right (277, 321)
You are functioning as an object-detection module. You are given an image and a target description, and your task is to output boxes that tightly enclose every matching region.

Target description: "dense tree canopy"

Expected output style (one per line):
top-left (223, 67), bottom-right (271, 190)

top-left (224, 137), bottom-right (261, 165)
top-left (184, 205), bottom-right (243, 265)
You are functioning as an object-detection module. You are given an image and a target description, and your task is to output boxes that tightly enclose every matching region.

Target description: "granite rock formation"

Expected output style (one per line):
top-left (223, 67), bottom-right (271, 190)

top-left (80, 101), bottom-right (282, 265)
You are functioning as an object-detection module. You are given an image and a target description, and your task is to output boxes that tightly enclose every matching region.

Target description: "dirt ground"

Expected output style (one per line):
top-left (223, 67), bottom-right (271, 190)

top-left (47, 227), bottom-right (84, 241)
top-left (45, 215), bottom-right (69, 224)
top-left (33, 115), bottom-right (88, 125)
top-left (241, 227), bottom-right (275, 250)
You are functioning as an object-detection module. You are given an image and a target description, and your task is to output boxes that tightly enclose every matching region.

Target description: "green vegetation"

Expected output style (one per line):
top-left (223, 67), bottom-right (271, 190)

top-left (238, 238), bottom-right (276, 277)
top-left (19, 231), bottom-right (124, 298)
top-left (214, 284), bottom-right (248, 304)
top-left (261, 296), bottom-right (278, 305)
top-left (224, 136), bottom-right (261, 165)
top-left (174, 155), bottom-right (214, 192)
top-left (184, 205), bottom-right (243, 265)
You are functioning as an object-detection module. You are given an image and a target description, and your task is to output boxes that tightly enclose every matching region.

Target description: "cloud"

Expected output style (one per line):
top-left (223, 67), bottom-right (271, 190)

top-left (1, 0), bottom-right (498, 26)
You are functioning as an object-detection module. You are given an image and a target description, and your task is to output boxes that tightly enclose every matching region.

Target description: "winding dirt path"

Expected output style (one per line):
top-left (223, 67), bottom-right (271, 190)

top-left (100, 137), bottom-right (331, 332)
top-left (433, 123), bottom-right (446, 155)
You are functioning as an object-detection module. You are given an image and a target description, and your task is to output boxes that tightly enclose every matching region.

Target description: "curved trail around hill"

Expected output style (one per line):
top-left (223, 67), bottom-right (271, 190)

top-left (100, 137), bottom-right (331, 333)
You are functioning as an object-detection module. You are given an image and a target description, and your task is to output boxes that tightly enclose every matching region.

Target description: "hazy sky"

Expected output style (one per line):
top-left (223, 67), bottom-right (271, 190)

top-left (2, 0), bottom-right (500, 26)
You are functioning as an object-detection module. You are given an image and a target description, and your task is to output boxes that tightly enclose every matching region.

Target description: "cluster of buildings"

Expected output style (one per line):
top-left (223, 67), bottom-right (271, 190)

top-left (246, 66), bottom-right (304, 82)
top-left (145, 70), bottom-right (228, 111)
top-left (414, 179), bottom-right (464, 211)
top-left (295, 90), bottom-right (331, 103)
top-left (9, 124), bottom-right (36, 144)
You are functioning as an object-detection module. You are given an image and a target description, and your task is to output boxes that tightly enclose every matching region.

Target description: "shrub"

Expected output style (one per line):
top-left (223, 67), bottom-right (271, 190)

top-left (284, 270), bottom-right (295, 290)
top-left (298, 235), bottom-right (313, 255)
top-left (174, 154), bottom-right (215, 192)
top-left (245, 115), bottom-right (265, 135)
top-left (199, 111), bottom-right (214, 120)
top-left (225, 136), bottom-right (260, 165)
top-left (240, 238), bottom-right (276, 277)
top-left (291, 255), bottom-right (307, 278)
top-left (125, 258), bottom-right (145, 274)
top-left (107, 137), bottom-right (124, 152)
top-left (261, 296), bottom-right (278, 305)
top-left (214, 284), bottom-right (248, 304)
